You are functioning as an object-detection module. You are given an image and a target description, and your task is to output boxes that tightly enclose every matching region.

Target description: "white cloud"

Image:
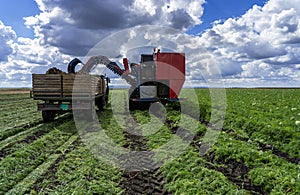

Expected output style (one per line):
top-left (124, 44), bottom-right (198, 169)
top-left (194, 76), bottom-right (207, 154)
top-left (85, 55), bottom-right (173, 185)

top-left (1, 0), bottom-right (300, 88)
top-left (23, 0), bottom-right (205, 56)
top-left (241, 61), bottom-right (273, 78)
top-left (196, 0), bottom-right (300, 86)
top-left (0, 21), bottom-right (16, 61)
top-left (0, 23), bottom-right (72, 87)
top-left (129, 0), bottom-right (158, 16)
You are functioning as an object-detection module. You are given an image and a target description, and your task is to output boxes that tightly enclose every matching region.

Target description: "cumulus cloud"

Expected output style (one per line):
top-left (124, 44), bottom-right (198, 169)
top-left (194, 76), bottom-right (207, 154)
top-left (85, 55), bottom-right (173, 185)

top-left (0, 21), bottom-right (16, 61)
top-left (0, 30), bottom-right (72, 87)
top-left (24, 0), bottom-right (205, 56)
top-left (0, 0), bottom-right (206, 87)
top-left (2, 0), bottom-right (300, 87)
top-left (196, 0), bottom-right (300, 86)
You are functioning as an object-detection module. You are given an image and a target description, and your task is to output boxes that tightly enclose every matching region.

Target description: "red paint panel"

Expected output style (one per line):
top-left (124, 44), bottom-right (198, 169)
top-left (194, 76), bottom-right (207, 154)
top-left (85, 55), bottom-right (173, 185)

top-left (169, 79), bottom-right (184, 99)
top-left (170, 53), bottom-right (185, 80)
top-left (156, 61), bottom-right (169, 79)
top-left (156, 53), bottom-right (170, 80)
top-left (155, 53), bottom-right (185, 80)
top-left (154, 53), bottom-right (185, 99)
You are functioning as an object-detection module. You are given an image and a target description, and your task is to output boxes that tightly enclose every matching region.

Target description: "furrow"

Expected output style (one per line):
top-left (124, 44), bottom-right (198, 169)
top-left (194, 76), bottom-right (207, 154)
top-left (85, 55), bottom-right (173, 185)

top-left (119, 93), bottom-right (170, 195)
top-left (183, 105), bottom-right (300, 165)
top-left (164, 110), bottom-right (262, 194)
top-left (7, 135), bottom-right (79, 195)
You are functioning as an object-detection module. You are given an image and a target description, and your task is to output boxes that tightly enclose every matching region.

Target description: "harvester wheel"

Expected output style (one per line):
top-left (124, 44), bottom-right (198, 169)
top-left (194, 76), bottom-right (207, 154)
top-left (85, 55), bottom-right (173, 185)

top-left (42, 110), bottom-right (55, 122)
top-left (129, 100), bottom-right (136, 111)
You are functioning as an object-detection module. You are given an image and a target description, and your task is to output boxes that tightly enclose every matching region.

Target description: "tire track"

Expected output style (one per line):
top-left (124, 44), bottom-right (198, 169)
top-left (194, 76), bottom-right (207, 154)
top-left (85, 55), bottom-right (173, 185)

top-left (118, 92), bottom-right (171, 195)
top-left (202, 151), bottom-right (265, 195)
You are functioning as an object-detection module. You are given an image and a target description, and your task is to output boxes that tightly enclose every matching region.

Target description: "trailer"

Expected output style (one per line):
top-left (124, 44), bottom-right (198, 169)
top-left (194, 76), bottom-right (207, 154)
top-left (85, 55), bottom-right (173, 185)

top-left (31, 73), bottom-right (109, 122)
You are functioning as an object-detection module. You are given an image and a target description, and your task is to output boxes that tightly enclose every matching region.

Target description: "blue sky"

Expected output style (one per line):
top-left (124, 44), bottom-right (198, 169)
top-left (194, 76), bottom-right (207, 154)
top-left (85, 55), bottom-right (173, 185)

top-left (188, 0), bottom-right (266, 34)
top-left (0, 0), bottom-right (299, 87)
top-left (0, 0), bottom-right (39, 38)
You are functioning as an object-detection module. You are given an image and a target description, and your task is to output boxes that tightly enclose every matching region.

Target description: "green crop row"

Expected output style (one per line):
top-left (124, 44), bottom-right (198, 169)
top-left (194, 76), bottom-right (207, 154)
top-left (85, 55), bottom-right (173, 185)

top-left (0, 93), bottom-right (30, 101)
top-left (161, 147), bottom-right (247, 194)
top-left (1, 92), bottom-right (124, 194)
top-left (191, 89), bottom-right (300, 158)
top-left (0, 120), bottom-right (75, 193)
top-left (0, 108), bottom-right (37, 119)
top-left (0, 95), bottom-right (41, 133)
top-left (209, 132), bottom-right (300, 194)
top-left (0, 96), bottom-right (35, 107)
top-left (8, 135), bottom-right (79, 195)
top-left (96, 106), bottom-right (128, 147)
top-left (223, 89), bottom-right (300, 158)
top-left (1, 112), bottom-right (41, 127)
top-left (0, 99), bottom-right (36, 111)
top-left (27, 141), bottom-right (123, 194)
top-left (1, 89), bottom-right (299, 194)
top-left (0, 115), bottom-right (43, 141)
top-left (0, 117), bottom-right (72, 157)
top-left (131, 103), bottom-right (249, 194)
top-left (157, 111), bottom-right (300, 194)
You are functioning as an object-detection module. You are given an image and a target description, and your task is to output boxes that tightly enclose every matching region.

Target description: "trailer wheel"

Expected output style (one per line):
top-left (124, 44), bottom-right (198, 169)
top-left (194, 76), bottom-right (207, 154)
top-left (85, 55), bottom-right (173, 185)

top-left (96, 96), bottom-right (105, 111)
top-left (105, 86), bottom-right (109, 104)
top-left (42, 110), bottom-right (55, 122)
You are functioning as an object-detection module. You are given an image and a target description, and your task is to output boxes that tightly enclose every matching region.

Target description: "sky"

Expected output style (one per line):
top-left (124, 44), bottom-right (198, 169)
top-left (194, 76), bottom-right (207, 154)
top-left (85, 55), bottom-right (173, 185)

top-left (0, 0), bottom-right (299, 88)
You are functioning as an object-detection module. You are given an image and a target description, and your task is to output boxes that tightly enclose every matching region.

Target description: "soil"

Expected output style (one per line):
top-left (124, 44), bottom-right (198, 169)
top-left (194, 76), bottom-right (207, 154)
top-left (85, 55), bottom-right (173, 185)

top-left (204, 151), bottom-right (265, 194)
top-left (0, 89), bottom-right (30, 94)
top-left (258, 142), bottom-right (299, 164)
top-left (224, 128), bottom-right (300, 164)
top-left (182, 115), bottom-right (266, 194)
top-left (121, 169), bottom-right (170, 195)
top-left (27, 137), bottom-right (81, 193)
top-left (0, 128), bottom-right (49, 159)
top-left (119, 108), bottom-right (171, 194)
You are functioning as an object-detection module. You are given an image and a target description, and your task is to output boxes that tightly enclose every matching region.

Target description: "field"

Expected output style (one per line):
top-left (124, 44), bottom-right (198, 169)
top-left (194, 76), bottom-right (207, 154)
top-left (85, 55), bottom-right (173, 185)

top-left (0, 88), bottom-right (299, 194)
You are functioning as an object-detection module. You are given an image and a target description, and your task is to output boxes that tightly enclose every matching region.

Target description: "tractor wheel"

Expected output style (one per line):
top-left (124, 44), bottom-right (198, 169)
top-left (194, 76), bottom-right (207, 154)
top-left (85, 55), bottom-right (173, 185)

top-left (42, 110), bottom-right (55, 122)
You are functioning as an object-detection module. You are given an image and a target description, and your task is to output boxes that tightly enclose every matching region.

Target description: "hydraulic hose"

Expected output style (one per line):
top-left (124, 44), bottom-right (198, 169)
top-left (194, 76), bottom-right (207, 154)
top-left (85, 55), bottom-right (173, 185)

top-left (67, 58), bottom-right (83, 73)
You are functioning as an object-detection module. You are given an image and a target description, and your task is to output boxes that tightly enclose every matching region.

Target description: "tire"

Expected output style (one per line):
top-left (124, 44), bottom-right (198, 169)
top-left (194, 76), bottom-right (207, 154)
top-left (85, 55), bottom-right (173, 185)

top-left (140, 102), bottom-right (151, 110)
top-left (96, 96), bottom-right (105, 111)
top-left (42, 110), bottom-right (55, 122)
top-left (129, 100), bottom-right (136, 111)
top-left (105, 86), bottom-right (109, 104)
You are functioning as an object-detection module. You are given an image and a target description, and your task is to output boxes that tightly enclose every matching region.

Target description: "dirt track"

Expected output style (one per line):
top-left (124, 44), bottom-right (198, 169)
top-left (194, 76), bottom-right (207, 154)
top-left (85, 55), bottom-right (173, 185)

top-left (0, 89), bottom-right (30, 94)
